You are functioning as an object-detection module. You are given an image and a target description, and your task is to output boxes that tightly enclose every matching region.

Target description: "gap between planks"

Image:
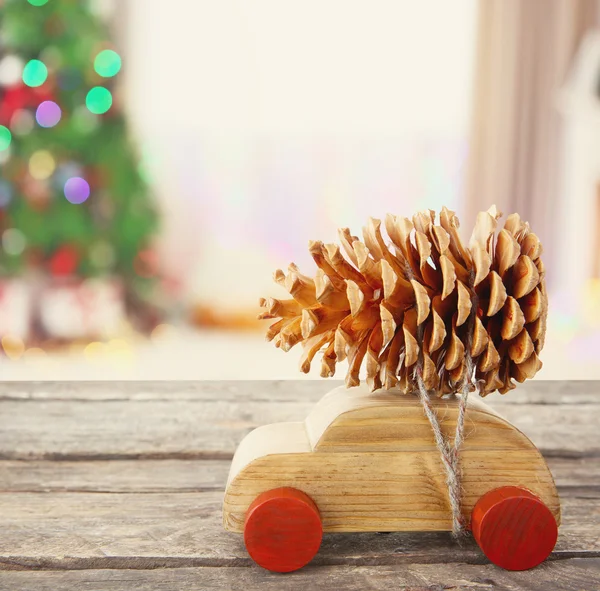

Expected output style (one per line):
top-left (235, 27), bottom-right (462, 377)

top-left (1, 400), bottom-right (598, 459)
top-left (0, 380), bottom-right (598, 404)
top-left (0, 457), bottom-right (598, 493)
top-left (1, 558), bottom-right (599, 591)
top-left (0, 488), bottom-right (597, 570)
top-left (3, 550), bottom-right (600, 572)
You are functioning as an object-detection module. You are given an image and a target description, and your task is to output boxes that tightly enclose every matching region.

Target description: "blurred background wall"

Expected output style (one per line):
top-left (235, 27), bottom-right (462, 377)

top-left (124, 0), bottom-right (476, 312)
top-left (1, 0), bottom-right (600, 380)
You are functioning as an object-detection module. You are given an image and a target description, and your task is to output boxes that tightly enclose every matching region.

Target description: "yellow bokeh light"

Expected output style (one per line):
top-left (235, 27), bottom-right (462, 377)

top-left (109, 338), bottom-right (131, 353)
top-left (2, 334), bottom-right (25, 360)
top-left (109, 338), bottom-right (129, 349)
top-left (84, 341), bottom-right (107, 359)
top-left (108, 338), bottom-right (134, 363)
top-left (24, 347), bottom-right (47, 359)
top-left (29, 150), bottom-right (56, 180)
top-left (588, 278), bottom-right (600, 296)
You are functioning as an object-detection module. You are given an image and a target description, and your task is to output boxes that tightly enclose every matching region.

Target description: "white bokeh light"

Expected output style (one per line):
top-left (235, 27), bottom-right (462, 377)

top-left (0, 55), bottom-right (24, 87)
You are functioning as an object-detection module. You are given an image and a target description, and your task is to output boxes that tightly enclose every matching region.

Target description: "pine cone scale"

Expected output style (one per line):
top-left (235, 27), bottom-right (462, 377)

top-left (260, 206), bottom-right (548, 396)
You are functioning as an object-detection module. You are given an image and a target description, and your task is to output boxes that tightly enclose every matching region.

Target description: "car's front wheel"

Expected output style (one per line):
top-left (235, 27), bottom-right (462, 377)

top-left (471, 485), bottom-right (558, 570)
top-left (244, 487), bottom-right (323, 572)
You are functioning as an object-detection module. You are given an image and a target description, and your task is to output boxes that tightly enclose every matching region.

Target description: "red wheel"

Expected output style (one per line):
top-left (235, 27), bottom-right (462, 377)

top-left (471, 486), bottom-right (558, 571)
top-left (244, 487), bottom-right (322, 573)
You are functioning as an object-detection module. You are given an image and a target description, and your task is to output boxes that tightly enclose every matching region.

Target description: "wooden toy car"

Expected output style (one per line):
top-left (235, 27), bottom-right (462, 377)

top-left (223, 385), bottom-right (560, 573)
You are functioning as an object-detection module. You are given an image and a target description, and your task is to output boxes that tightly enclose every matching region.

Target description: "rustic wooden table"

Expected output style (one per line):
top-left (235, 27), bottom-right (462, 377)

top-left (0, 381), bottom-right (598, 590)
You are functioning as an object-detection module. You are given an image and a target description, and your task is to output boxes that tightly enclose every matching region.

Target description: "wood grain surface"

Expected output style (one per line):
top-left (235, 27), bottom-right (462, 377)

top-left (0, 380), bottom-right (598, 590)
top-left (224, 386), bottom-right (560, 533)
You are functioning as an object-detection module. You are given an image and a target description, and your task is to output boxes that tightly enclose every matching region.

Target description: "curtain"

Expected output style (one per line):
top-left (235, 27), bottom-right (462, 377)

top-left (465, 0), bottom-right (599, 284)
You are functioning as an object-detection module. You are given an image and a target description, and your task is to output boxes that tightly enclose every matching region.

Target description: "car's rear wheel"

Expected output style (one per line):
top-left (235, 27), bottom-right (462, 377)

top-left (471, 485), bottom-right (558, 570)
top-left (244, 487), bottom-right (322, 572)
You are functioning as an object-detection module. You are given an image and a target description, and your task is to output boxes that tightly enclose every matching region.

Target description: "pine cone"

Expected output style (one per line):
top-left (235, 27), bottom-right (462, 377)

top-left (259, 206), bottom-right (547, 396)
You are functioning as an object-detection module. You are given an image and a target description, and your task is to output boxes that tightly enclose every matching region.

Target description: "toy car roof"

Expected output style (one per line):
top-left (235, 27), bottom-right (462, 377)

top-left (226, 385), bottom-right (551, 487)
top-left (305, 385), bottom-right (527, 451)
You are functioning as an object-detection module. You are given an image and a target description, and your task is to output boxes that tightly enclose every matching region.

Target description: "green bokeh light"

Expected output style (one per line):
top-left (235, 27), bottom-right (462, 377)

top-left (23, 59), bottom-right (48, 87)
top-left (0, 126), bottom-right (11, 151)
top-left (27, 0), bottom-right (50, 5)
top-left (86, 87), bottom-right (113, 115)
top-left (94, 50), bottom-right (122, 78)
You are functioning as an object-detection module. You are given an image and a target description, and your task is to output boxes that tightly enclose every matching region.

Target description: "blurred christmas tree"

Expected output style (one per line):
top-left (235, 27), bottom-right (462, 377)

top-left (0, 0), bottom-right (160, 341)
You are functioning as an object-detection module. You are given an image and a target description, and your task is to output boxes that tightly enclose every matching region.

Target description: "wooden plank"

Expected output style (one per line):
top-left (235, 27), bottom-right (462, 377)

top-left (0, 380), bottom-right (597, 404)
top-left (0, 397), bottom-right (308, 460)
top-left (0, 559), bottom-right (599, 591)
top-left (0, 488), bottom-right (597, 569)
top-left (0, 460), bottom-right (228, 493)
top-left (548, 457), bottom-right (600, 490)
top-left (0, 457), bottom-right (597, 493)
top-left (494, 404), bottom-right (600, 457)
top-left (490, 380), bottom-right (600, 405)
top-left (0, 399), bottom-right (598, 460)
top-left (0, 381), bottom-right (336, 402)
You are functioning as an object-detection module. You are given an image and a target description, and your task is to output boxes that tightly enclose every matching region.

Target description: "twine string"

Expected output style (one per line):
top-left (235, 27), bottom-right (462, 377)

top-left (414, 364), bottom-right (465, 535)
top-left (409, 265), bottom-right (479, 538)
top-left (452, 353), bottom-right (475, 468)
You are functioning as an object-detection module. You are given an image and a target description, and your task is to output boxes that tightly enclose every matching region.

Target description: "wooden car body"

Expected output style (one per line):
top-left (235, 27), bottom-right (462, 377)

top-left (223, 385), bottom-right (560, 533)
